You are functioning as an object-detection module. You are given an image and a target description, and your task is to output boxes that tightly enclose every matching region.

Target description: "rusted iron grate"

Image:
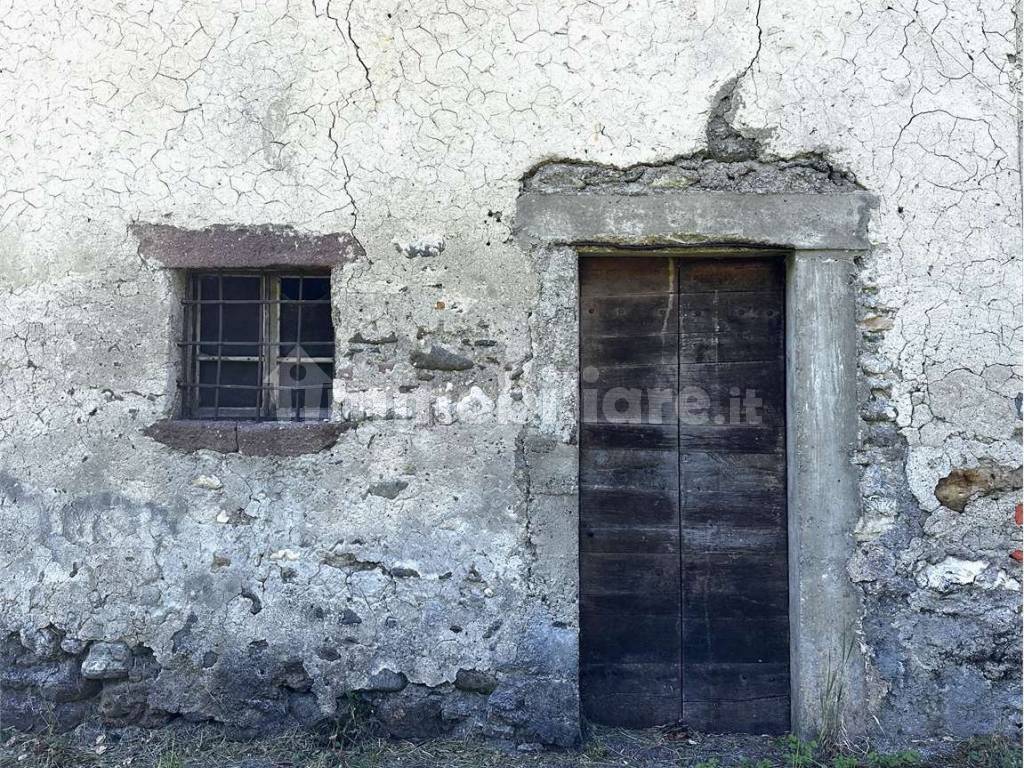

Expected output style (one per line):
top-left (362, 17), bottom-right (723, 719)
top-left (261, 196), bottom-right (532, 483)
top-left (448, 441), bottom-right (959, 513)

top-left (179, 271), bottom-right (334, 421)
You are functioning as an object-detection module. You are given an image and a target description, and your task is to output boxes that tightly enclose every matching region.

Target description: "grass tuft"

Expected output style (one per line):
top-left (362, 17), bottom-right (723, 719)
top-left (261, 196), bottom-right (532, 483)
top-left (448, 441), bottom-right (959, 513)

top-left (817, 634), bottom-right (856, 757)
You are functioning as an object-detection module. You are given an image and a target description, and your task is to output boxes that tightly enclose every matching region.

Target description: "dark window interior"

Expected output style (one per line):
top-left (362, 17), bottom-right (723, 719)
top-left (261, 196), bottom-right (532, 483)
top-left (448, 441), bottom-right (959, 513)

top-left (180, 271), bottom-right (334, 421)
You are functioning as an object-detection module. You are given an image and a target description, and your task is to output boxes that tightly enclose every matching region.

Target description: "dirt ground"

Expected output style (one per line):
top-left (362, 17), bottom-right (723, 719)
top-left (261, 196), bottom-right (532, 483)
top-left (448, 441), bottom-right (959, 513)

top-left (0, 724), bottom-right (1019, 768)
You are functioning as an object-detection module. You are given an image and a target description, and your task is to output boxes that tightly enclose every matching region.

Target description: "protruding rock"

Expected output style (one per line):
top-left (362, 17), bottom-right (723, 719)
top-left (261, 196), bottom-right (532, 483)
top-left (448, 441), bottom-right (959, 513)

top-left (350, 330), bottom-right (398, 345)
top-left (82, 641), bottom-right (131, 680)
top-left (410, 345), bottom-right (474, 371)
top-left (367, 479), bottom-right (408, 499)
top-left (455, 668), bottom-right (498, 694)
top-left (918, 557), bottom-right (987, 592)
top-left (363, 668), bottom-right (408, 692)
top-left (192, 474), bottom-right (223, 490)
top-left (19, 626), bottom-right (62, 661)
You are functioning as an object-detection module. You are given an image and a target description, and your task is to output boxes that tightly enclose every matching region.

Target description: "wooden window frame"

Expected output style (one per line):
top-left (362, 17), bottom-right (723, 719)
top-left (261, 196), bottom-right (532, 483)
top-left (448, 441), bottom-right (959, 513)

top-left (179, 269), bottom-right (334, 422)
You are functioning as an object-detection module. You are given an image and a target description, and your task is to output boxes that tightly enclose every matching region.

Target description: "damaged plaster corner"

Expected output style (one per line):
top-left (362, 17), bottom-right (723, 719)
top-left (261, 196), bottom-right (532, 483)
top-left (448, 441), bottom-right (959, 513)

top-left (705, 77), bottom-right (763, 162)
top-left (933, 461), bottom-right (1022, 513)
top-left (393, 234), bottom-right (445, 259)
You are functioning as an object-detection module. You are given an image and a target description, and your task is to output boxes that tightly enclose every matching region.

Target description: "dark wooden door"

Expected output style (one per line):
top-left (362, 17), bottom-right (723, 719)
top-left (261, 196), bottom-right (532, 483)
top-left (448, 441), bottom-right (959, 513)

top-left (579, 255), bottom-right (789, 734)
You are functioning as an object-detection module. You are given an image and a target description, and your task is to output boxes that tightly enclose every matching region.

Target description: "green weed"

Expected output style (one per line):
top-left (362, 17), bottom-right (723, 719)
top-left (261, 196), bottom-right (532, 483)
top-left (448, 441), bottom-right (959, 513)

top-left (864, 750), bottom-right (922, 768)
top-left (782, 735), bottom-right (819, 768)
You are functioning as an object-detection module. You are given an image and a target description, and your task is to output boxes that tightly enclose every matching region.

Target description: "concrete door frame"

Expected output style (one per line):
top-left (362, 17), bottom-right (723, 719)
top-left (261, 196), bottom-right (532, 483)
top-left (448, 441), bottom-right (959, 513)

top-left (515, 188), bottom-right (878, 737)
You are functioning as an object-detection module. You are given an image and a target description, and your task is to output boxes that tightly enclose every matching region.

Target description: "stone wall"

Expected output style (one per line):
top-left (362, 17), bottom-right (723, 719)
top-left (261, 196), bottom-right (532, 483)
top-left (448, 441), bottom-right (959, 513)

top-left (0, 0), bottom-right (1020, 746)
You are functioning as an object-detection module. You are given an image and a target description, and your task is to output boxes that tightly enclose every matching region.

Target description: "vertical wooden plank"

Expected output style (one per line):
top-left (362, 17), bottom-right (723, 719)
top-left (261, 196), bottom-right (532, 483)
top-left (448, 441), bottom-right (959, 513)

top-left (678, 257), bottom-right (790, 734)
top-left (579, 256), bottom-right (681, 726)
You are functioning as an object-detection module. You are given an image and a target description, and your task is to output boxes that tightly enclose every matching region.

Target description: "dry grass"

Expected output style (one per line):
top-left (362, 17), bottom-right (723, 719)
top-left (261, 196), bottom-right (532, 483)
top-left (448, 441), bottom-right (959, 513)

top-left (816, 634), bottom-right (856, 757)
top-left (0, 725), bottom-right (778, 768)
top-left (0, 726), bottom-right (1018, 768)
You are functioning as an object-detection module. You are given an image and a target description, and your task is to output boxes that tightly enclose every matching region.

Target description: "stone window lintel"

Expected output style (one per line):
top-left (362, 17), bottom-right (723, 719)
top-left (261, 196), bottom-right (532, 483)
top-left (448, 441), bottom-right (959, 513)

top-left (132, 222), bottom-right (364, 269)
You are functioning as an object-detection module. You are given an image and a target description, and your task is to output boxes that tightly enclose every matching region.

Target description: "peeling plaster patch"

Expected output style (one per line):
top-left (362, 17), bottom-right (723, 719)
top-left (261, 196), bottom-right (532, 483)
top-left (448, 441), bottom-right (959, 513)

top-left (934, 462), bottom-right (1021, 512)
top-left (456, 386), bottom-right (495, 423)
top-left (393, 234), bottom-right (445, 258)
top-left (917, 557), bottom-right (988, 592)
top-left (192, 475), bottom-right (224, 491)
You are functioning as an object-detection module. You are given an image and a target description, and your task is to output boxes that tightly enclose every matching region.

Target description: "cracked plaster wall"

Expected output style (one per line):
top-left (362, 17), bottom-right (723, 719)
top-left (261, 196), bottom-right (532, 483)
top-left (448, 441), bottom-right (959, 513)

top-left (0, 0), bottom-right (1020, 745)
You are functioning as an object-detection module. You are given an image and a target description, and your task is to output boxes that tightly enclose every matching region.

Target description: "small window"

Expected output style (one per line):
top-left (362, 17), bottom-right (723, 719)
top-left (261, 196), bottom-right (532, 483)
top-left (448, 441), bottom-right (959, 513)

top-left (180, 271), bottom-right (334, 421)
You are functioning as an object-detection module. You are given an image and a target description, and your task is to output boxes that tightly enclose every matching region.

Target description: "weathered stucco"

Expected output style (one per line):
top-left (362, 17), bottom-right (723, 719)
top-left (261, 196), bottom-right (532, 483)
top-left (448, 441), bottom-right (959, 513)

top-left (0, 0), bottom-right (1020, 747)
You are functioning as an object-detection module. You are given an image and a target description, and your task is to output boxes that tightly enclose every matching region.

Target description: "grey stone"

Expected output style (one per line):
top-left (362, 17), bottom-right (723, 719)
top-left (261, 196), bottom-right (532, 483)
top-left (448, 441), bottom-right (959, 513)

top-left (274, 660), bottom-right (313, 692)
top-left (522, 154), bottom-right (858, 197)
top-left (374, 689), bottom-right (451, 739)
top-left (81, 641), bottom-right (132, 680)
top-left (864, 423), bottom-right (900, 447)
top-left (454, 668), bottom-right (498, 694)
top-left (99, 679), bottom-right (150, 724)
top-left (0, 688), bottom-right (95, 732)
top-left (860, 353), bottom-right (892, 375)
top-left (937, 667), bottom-right (1004, 738)
top-left (860, 396), bottom-right (897, 422)
top-left (287, 690), bottom-right (324, 724)
top-left (410, 345), bottom-right (475, 371)
top-left (19, 627), bottom-right (62, 661)
top-left (511, 620), bottom-right (578, 676)
top-left (4, 658), bottom-right (100, 703)
top-left (366, 479), bottom-right (408, 499)
top-left (350, 331), bottom-right (398, 345)
top-left (848, 546), bottom-right (896, 583)
top-left (486, 677), bottom-right (579, 747)
top-left (363, 669), bottom-right (408, 693)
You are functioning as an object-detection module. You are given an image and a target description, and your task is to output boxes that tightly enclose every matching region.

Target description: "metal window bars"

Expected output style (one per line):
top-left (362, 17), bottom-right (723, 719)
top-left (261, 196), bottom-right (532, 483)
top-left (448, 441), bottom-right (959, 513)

top-left (178, 271), bottom-right (335, 421)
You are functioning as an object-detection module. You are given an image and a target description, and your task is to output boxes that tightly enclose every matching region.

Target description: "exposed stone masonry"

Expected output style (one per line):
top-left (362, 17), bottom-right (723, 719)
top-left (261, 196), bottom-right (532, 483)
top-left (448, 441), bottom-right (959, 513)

top-left (850, 273), bottom-right (1022, 741)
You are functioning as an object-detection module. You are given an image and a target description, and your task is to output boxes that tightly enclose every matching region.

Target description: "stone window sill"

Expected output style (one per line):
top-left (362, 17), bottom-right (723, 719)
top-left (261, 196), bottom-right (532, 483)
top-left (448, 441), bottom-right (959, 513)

top-left (143, 419), bottom-right (351, 456)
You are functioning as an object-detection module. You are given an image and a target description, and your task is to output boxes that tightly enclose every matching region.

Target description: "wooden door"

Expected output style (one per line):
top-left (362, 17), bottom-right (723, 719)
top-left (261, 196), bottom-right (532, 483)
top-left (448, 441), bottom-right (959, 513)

top-left (579, 254), bottom-right (789, 734)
